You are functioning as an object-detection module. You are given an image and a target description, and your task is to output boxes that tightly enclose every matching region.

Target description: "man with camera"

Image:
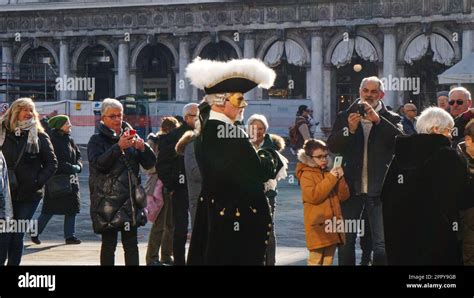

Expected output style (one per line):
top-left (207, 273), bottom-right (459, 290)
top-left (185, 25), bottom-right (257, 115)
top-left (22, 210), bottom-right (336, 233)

top-left (327, 76), bottom-right (403, 266)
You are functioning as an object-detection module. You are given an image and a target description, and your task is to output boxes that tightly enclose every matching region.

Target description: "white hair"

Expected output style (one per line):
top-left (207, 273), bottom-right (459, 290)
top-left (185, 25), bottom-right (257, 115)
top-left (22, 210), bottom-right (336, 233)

top-left (360, 76), bottom-right (385, 93)
top-left (182, 103), bottom-right (199, 117)
top-left (449, 86), bottom-right (472, 100)
top-left (101, 98), bottom-right (123, 115)
top-left (416, 107), bottom-right (454, 134)
top-left (247, 114), bottom-right (269, 131)
top-left (204, 93), bottom-right (228, 106)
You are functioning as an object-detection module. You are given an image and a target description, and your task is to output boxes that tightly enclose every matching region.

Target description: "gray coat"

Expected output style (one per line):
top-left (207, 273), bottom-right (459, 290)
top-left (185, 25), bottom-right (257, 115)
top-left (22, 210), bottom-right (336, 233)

top-left (176, 130), bottom-right (201, 227)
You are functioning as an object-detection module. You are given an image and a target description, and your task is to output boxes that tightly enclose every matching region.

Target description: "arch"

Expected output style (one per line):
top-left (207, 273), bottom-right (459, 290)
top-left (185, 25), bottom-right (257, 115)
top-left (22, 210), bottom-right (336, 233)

top-left (130, 38), bottom-right (178, 69)
top-left (70, 39), bottom-right (118, 71)
top-left (397, 25), bottom-right (461, 64)
top-left (14, 40), bottom-right (59, 66)
top-left (256, 33), bottom-right (311, 65)
top-left (324, 29), bottom-right (383, 65)
top-left (192, 34), bottom-right (242, 59)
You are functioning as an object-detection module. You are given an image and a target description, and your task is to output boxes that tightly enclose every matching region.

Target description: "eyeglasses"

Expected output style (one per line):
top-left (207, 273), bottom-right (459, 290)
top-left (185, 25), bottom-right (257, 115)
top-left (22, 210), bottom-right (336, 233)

top-left (103, 114), bottom-right (123, 120)
top-left (405, 109), bottom-right (417, 112)
top-left (311, 154), bottom-right (328, 160)
top-left (449, 100), bottom-right (465, 106)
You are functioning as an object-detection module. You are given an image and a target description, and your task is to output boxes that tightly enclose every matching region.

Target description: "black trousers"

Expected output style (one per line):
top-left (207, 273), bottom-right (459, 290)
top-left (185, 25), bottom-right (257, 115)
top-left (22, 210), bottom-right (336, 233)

top-left (172, 188), bottom-right (189, 266)
top-left (100, 227), bottom-right (139, 266)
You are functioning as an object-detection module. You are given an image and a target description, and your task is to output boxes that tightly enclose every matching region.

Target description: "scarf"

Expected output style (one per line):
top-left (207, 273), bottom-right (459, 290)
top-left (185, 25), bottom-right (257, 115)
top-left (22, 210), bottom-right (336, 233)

top-left (0, 118), bottom-right (40, 154)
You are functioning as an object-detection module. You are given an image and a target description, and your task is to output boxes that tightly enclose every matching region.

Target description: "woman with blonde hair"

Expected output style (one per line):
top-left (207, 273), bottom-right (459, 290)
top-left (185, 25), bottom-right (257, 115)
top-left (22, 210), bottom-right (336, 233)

top-left (0, 98), bottom-right (57, 266)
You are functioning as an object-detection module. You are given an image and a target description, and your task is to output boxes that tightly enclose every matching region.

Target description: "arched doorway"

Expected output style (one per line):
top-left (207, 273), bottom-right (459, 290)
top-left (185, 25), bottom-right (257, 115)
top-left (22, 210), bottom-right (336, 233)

top-left (336, 57), bottom-right (378, 111)
top-left (76, 45), bottom-right (115, 101)
top-left (263, 39), bottom-right (307, 99)
top-left (330, 36), bottom-right (380, 112)
top-left (200, 41), bottom-right (238, 61)
top-left (402, 33), bottom-right (454, 109)
top-left (19, 46), bottom-right (58, 101)
top-left (135, 43), bottom-right (176, 101)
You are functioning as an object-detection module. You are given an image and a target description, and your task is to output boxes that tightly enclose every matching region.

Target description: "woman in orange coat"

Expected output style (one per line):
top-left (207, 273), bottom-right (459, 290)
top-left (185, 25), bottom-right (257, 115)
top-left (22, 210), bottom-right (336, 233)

top-left (296, 139), bottom-right (350, 265)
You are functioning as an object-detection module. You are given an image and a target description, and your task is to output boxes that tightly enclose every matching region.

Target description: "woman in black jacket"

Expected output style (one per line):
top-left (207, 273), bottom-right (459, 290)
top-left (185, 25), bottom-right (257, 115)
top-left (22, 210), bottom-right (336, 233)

top-left (87, 98), bottom-right (156, 266)
top-left (381, 107), bottom-right (466, 265)
top-left (32, 115), bottom-right (82, 245)
top-left (0, 98), bottom-right (57, 266)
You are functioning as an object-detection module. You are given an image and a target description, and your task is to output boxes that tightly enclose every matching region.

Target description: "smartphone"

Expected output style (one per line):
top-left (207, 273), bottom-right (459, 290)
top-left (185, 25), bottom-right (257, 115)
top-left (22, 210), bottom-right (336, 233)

top-left (358, 104), bottom-right (366, 117)
top-left (333, 156), bottom-right (343, 169)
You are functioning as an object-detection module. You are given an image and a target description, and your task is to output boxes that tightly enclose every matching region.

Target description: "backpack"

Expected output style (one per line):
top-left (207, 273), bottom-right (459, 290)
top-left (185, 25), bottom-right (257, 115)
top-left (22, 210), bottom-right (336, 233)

top-left (289, 125), bottom-right (298, 146)
top-left (289, 117), bottom-right (306, 146)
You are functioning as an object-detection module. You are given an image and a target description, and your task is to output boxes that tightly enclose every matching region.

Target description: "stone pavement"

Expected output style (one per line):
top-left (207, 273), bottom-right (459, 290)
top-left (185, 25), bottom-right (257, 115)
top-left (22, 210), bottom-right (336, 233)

top-left (20, 146), bottom-right (363, 266)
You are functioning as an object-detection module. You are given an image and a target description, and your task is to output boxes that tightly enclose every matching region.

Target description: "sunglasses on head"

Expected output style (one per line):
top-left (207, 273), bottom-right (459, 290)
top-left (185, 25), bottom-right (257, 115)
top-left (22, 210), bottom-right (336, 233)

top-left (449, 100), bottom-right (465, 106)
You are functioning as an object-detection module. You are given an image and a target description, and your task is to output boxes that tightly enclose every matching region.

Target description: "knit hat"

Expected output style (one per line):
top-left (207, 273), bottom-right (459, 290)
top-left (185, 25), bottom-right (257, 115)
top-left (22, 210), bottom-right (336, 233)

top-left (48, 115), bottom-right (69, 130)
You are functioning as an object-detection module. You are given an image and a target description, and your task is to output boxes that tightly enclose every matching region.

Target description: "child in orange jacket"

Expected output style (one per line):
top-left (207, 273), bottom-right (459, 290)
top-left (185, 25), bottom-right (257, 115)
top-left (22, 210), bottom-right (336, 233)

top-left (296, 139), bottom-right (350, 265)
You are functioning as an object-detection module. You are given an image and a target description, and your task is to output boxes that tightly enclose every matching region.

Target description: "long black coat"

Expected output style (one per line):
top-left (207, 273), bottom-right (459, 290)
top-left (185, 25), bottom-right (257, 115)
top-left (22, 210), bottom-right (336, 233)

top-left (2, 128), bottom-right (57, 202)
top-left (187, 118), bottom-right (278, 265)
top-left (381, 134), bottom-right (466, 265)
top-left (88, 122), bottom-right (156, 234)
top-left (42, 129), bottom-right (82, 215)
top-left (327, 100), bottom-right (403, 197)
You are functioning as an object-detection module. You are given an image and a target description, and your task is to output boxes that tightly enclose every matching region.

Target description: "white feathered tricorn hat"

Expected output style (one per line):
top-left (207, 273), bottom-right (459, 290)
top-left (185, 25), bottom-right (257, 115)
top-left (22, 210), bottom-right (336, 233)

top-left (185, 57), bottom-right (276, 95)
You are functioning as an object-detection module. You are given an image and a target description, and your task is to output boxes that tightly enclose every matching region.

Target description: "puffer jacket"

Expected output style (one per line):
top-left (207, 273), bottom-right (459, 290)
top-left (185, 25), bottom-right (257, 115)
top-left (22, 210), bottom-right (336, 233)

top-left (2, 128), bottom-right (57, 202)
top-left (42, 129), bottom-right (82, 215)
top-left (88, 121), bottom-right (156, 234)
top-left (295, 150), bottom-right (350, 250)
top-left (0, 151), bottom-right (12, 219)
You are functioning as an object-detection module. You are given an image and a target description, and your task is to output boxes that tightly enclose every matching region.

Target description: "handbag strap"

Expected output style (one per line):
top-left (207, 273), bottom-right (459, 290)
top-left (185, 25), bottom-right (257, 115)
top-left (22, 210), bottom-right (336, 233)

top-left (12, 142), bottom-right (27, 171)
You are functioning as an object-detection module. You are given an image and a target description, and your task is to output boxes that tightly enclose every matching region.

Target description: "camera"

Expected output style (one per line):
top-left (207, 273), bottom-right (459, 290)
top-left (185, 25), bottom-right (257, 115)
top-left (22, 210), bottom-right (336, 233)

top-left (358, 103), bottom-right (366, 117)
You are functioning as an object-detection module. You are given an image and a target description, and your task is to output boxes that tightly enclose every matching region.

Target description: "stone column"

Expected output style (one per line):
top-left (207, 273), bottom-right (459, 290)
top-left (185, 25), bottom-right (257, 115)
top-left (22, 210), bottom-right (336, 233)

top-left (309, 29), bottom-right (324, 138)
top-left (462, 24), bottom-right (474, 57)
top-left (243, 31), bottom-right (256, 101)
top-left (381, 25), bottom-right (397, 109)
top-left (117, 40), bottom-right (130, 97)
top-left (58, 38), bottom-right (70, 100)
top-left (129, 67), bottom-right (137, 94)
top-left (1, 39), bottom-right (13, 102)
top-left (177, 35), bottom-right (191, 101)
top-left (323, 64), bottom-right (335, 130)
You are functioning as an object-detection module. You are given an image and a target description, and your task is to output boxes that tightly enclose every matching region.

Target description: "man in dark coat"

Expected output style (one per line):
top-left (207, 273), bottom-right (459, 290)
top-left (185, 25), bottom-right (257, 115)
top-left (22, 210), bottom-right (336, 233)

top-left (381, 107), bottom-right (465, 265)
top-left (185, 58), bottom-right (283, 265)
top-left (327, 76), bottom-right (403, 266)
top-left (401, 103), bottom-right (417, 135)
top-left (88, 98), bottom-right (156, 266)
top-left (155, 103), bottom-right (198, 266)
top-left (32, 115), bottom-right (83, 245)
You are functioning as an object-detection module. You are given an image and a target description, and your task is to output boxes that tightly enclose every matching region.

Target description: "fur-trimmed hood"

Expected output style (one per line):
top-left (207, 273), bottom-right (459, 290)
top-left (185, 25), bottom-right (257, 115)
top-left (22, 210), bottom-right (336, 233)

top-left (267, 134), bottom-right (285, 152)
top-left (176, 130), bottom-right (196, 155)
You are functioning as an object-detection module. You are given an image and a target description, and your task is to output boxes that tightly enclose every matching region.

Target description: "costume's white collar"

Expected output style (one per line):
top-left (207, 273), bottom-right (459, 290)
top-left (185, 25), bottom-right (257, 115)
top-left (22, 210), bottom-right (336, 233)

top-left (209, 110), bottom-right (235, 125)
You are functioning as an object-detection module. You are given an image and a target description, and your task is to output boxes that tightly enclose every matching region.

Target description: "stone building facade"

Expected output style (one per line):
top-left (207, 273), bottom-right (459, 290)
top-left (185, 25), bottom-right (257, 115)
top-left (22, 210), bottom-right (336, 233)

top-left (0, 0), bottom-right (473, 133)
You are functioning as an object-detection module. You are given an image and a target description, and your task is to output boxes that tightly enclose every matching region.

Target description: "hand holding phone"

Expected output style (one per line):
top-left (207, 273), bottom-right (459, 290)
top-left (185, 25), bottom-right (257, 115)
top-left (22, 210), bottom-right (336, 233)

top-left (333, 156), bottom-right (343, 169)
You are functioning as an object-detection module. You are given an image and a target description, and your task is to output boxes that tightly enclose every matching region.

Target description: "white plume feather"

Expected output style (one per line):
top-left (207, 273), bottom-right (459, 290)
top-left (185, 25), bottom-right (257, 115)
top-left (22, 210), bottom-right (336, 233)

top-left (185, 57), bottom-right (276, 90)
